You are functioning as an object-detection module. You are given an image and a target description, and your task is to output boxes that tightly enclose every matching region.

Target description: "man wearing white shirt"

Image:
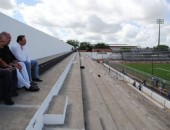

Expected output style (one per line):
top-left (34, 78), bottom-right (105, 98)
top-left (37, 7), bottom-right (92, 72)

top-left (1, 32), bottom-right (39, 92)
top-left (10, 35), bottom-right (43, 83)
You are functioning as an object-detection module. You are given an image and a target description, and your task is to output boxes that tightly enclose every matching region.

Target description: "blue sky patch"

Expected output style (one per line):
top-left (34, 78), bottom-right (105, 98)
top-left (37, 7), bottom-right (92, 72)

top-left (12, 10), bottom-right (25, 23)
top-left (16, 0), bottom-right (38, 6)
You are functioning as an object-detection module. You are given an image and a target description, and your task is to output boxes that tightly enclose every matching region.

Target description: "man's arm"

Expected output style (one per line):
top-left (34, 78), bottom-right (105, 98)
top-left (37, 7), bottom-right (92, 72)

top-left (10, 45), bottom-right (26, 62)
top-left (0, 58), bottom-right (13, 69)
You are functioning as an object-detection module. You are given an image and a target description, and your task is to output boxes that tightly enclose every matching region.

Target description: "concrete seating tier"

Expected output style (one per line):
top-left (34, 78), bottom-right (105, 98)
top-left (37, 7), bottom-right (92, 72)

top-left (0, 52), bottom-right (74, 130)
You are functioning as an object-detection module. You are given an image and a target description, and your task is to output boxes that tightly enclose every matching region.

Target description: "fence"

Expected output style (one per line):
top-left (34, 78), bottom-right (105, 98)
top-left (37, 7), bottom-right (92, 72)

top-left (104, 60), bottom-right (170, 97)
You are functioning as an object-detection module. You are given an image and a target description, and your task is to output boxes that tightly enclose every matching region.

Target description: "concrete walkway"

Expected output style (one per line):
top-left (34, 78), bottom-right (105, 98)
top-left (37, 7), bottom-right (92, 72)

top-left (80, 53), bottom-right (170, 130)
top-left (43, 52), bottom-right (170, 130)
top-left (43, 52), bottom-right (85, 130)
top-left (0, 53), bottom-right (75, 130)
top-left (1, 52), bottom-right (170, 130)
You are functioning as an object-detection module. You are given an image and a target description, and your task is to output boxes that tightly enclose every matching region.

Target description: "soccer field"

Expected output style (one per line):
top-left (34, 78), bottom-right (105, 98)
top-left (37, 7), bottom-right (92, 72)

top-left (124, 63), bottom-right (170, 81)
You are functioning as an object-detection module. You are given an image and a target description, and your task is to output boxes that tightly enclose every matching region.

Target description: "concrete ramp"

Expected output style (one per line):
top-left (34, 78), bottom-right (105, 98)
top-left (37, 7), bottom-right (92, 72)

top-left (44, 95), bottom-right (68, 125)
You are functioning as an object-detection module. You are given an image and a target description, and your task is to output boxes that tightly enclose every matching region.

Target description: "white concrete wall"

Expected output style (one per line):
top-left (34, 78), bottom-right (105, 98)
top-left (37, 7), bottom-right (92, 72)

top-left (0, 12), bottom-right (73, 59)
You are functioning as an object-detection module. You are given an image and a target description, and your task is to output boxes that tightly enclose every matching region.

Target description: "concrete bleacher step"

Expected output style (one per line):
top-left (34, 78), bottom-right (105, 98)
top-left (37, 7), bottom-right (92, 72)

top-left (87, 111), bottom-right (103, 130)
top-left (44, 95), bottom-right (68, 125)
top-left (44, 128), bottom-right (82, 130)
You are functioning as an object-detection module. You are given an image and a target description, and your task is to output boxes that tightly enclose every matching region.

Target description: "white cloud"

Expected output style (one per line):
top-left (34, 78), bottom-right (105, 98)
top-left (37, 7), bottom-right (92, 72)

top-left (0, 0), bottom-right (16, 15)
top-left (0, 0), bottom-right (16, 9)
top-left (86, 15), bottom-right (121, 34)
top-left (121, 23), bottom-right (139, 38)
top-left (0, 0), bottom-right (170, 47)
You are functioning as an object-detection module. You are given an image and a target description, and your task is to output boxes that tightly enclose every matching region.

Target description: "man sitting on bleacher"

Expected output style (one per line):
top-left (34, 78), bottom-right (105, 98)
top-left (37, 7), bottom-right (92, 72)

top-left (0, 59), bottom-right (15, 105)
top-left (0, 33), bottom-right (15, 105)
top-left (0, 33), bottom-right (19, 96)
top-left (10, 35), bottom-right (43, 83)
top-left (0, 32), bottom-right (39, 92)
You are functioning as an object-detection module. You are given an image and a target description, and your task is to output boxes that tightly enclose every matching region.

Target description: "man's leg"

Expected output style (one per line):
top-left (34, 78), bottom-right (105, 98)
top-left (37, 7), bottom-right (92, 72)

top-left (0, 69), bottom-right (14, 105)
top-left (16, 69), bottom-right (30, 89)
top-left (19, 62), bottom-right (30, 83)
top-left (31, 59), bottom-right (43, 82)
top-left (31, 60), bottom-right (40, 79)
top-left (23, 61), bottom-right (32, 82)
top-left (16, 69), bottom-right (40, 92)
top-left (11, 69), bottom-right (18, 96)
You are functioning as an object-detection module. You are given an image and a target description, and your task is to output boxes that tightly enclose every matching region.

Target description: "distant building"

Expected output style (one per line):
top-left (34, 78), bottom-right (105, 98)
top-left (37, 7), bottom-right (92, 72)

top-left (79, 44), bottom-right (138, 53)
top-left (109, 44), bottom-right (137, 52)
top-left (92, 48), bottom-right (112, 53)
top-left (79, 50), bottom-right (88, 52)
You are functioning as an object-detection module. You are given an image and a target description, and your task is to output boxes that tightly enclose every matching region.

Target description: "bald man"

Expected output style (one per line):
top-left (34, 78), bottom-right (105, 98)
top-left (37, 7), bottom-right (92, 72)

top-left (1, 32), bottom-right (39, 92)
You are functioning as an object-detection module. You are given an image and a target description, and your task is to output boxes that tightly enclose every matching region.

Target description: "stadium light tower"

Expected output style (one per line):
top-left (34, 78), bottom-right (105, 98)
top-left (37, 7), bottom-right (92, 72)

top-left (152, 55), bottom-right (153, 75)
top-left (157, 19), bottom-right (164, 46)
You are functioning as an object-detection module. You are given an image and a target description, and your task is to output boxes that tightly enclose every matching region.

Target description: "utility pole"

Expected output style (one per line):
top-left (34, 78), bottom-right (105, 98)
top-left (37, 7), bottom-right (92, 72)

top-left (157, 19), bottom-right (164, 46)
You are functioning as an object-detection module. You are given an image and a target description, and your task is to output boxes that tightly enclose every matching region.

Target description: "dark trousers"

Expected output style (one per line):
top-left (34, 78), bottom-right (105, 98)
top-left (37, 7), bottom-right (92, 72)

top-left (0, 69), bottom-right (13, 100)
top-left (11, 69), bottom-right (18, 93)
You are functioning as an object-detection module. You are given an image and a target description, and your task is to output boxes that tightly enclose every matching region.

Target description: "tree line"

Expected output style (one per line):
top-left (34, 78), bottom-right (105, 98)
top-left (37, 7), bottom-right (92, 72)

top-left (66, 39), bottom-right (169, 52)
top-left (66, 40), bottom-right (110, 52)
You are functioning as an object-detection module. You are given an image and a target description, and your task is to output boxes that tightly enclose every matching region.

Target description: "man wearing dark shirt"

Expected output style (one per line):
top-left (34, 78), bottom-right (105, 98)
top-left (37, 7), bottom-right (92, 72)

top-left (1, 32), bottom-right (39, 92)
top-left (0, 33), bottom-right (14, 105)
top-left (0, 33), bottom-right (18, 96)
top-left (1, 32), bottom-right (21, 68)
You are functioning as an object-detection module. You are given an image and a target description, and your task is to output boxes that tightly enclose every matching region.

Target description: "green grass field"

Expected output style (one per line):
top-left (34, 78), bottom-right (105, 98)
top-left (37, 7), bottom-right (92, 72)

top-left (124, 63), bottom-right (170, 81)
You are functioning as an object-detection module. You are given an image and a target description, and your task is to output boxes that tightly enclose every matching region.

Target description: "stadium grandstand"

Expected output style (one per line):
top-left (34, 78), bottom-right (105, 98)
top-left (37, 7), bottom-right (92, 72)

top-left (122, 48), bottom-right (170, 61)
top-left (1, 12), bottom-right (170, 130)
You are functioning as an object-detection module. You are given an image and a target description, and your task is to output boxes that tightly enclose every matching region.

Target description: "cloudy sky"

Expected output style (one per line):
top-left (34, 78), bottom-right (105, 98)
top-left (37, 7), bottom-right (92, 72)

top-left (0, 0), bottom-right (170, 47)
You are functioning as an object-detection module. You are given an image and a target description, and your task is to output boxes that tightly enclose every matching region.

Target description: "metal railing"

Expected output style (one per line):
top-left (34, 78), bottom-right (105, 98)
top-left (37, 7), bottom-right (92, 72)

top-left (104, 60), bottom-right (170, 97)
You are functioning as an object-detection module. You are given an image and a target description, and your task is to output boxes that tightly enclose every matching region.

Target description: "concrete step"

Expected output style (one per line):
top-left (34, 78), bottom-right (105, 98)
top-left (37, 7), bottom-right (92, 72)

top-left (44, 54), bottom-right (85, 130)
top-left (44, 128), bottom-right (83, 130)
top-left (87, 111), bottom-right (103, 130)
top-left (44, 95), bottom-right (68, 125)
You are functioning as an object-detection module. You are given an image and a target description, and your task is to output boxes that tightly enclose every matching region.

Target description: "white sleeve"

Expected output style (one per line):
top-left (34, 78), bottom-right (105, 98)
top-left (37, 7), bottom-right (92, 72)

top-left (22, 46), bottom-right (31, 62)
top-left (10, 45), bottom-right (26, 62)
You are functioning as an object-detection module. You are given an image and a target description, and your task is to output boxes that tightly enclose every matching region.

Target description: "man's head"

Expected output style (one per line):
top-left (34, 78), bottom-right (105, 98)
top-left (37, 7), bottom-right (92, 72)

top-left (0, 33), bottom-right (6, 48)
top-left (1, 32), bottom-right (11, 46)
top-left (17, 35), bottom-right (26, 46)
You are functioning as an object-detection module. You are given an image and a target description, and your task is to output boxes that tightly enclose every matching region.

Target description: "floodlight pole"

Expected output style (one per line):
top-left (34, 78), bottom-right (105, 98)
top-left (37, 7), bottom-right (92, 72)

top-left (102, 52), bottom-right (103, 60)
top-left (91, 51), bottom-right (92, 59)
top-left (157, 19), bottom-right (164, 46)
top-left (152, 54), bottom-right (153, 75)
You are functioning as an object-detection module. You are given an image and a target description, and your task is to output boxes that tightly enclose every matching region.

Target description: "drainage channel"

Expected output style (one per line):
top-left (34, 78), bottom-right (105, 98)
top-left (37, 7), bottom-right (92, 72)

top-left (79, 53), bottom-right (89, 130)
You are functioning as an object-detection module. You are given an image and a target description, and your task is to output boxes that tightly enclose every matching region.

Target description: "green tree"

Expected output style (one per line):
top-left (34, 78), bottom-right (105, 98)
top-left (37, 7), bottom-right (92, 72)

top-left (153, 45), bottom-right (169, 52)
top-left (66, 40), bottom-right (79, 48)
top-left (86, 43), bottom-right (93, 52)
top-left (79, 42), bottom-right (93, 51)
top-left (93, 43), bottom-right (110, 49)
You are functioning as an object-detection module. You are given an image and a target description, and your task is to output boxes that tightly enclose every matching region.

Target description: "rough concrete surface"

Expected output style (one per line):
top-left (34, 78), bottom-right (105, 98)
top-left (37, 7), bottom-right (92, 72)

top-left (1, 52), bottom-right (170, 130)
top-left (81, 53), bottom-right (170, 130)
top-left (0, 54), bottom-right (74, 130)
